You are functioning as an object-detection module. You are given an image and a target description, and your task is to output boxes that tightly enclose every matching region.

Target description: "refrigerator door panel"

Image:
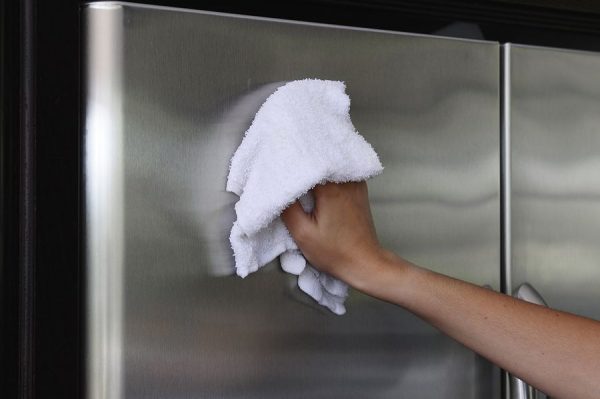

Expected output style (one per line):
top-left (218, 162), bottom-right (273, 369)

top-left (84, 3), bottom-right (500, 399)
top-left (509, 45), bottom-right (600, 320)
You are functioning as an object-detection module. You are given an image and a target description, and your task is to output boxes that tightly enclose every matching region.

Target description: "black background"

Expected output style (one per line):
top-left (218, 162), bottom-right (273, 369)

top-left (2, 1), bottom-right (600, 398)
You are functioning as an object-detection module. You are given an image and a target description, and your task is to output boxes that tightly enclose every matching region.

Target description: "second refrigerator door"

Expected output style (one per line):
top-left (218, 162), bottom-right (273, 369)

top-left (85, 3), bottom-right (501, 399)
top-left (509, 45), bottom-right (600, 322)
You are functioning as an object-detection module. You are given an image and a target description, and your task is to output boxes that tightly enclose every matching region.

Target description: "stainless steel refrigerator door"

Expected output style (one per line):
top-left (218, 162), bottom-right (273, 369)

top-left (509, 44), bottom-right (600, 321)
top-left (84, 3), bottom-right (501, 399)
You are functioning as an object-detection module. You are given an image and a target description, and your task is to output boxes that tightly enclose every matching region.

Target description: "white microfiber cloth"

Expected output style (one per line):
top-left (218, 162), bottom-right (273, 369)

top-left (226, 79), bottom-right (383, 315)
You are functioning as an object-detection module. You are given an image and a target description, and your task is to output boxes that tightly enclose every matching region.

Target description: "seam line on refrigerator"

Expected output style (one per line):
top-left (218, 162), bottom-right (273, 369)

top-left (500, 43), bottom-right (512, 297)
top-left (499, 42), bottom-right (513, 399)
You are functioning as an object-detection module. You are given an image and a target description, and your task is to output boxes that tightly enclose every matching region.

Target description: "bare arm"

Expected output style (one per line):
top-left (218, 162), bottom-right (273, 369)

top-left (282, 181), bottom-right (600, 399)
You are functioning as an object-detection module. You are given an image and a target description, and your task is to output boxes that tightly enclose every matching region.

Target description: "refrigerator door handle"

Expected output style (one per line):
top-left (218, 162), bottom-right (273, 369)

top-left (510, 283), bottom-right (549, 399)
top-left (513, 282), bottom-right (548, 307)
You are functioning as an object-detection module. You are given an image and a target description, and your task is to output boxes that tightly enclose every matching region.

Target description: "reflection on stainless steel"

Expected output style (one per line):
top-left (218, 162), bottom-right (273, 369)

top-left (85, 3), bottom-right (500, 398)
top-left (511, 376), bottom-right (529, 399)
top-left (510, 45), bottom-right (600, 321)
top-left (84, 5), bottom-right (124, 399)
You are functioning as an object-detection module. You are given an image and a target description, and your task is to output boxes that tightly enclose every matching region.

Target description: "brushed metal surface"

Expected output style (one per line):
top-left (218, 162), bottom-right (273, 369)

top-left (84, 5), bottom-right (124, 399)
top-left (84, 3), bottom-right (501, 398)
top-left (509, 45), bottom-right (600, 321)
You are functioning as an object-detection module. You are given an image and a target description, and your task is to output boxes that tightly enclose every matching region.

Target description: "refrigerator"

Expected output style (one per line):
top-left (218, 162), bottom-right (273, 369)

top-left (505, 43), bottom-right (600, 398)
top-left (83, 2), bottom-right (600, 399)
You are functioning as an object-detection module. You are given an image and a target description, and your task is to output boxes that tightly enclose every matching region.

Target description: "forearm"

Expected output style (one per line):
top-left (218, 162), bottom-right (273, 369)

top-left (347, 250), bottom-right (600, 399)
top-left (281, 183), bottom-right (600, 397)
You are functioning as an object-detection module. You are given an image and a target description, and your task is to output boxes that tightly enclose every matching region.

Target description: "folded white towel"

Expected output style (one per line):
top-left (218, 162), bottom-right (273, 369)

top-left (226, 79), bottom-right (383, 315)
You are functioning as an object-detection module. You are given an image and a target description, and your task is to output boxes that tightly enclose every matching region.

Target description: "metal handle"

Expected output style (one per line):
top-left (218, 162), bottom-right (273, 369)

top-left (510, 377), bottom-right (529, 399)
top-left (510, 283), bottom-right (548, 399)
top-left (511, 374), bottom-right (538, 399)
top-left (514, 283), bottom-right (548, 307)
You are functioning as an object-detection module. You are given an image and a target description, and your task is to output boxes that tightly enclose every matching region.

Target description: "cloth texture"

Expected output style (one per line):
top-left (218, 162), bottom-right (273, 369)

top-left (226, 79), bottom-right (383, 315)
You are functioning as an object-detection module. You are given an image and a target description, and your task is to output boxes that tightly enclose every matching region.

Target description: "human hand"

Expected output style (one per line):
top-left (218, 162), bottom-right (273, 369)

top-left (281, 181), bottom-right (388, 286)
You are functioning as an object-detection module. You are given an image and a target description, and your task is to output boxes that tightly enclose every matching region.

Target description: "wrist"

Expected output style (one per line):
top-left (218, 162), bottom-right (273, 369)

top-left (345, 247), bottom-right (412, 298)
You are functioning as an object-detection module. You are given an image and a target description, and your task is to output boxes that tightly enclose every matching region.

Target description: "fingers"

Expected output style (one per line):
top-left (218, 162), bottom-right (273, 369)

top-left (283, 181), bottom-right (369, 242)
top-left (281, 200), bottom-right (313, 240)
top-left (313, 181), bottom-right (366, 194)
top-left (313, 181), bottom-right (367, 207)
top-left (313, 181), bottom-right (340, 196)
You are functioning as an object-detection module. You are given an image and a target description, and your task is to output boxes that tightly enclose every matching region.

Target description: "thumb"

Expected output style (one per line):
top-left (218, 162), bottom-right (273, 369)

top-left (281, 200), bottom-right (313, 240)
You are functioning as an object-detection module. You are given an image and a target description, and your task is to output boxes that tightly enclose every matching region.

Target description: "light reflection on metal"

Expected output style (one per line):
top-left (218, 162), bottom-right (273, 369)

top-left (85, 5), bottom-right (124, 399)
